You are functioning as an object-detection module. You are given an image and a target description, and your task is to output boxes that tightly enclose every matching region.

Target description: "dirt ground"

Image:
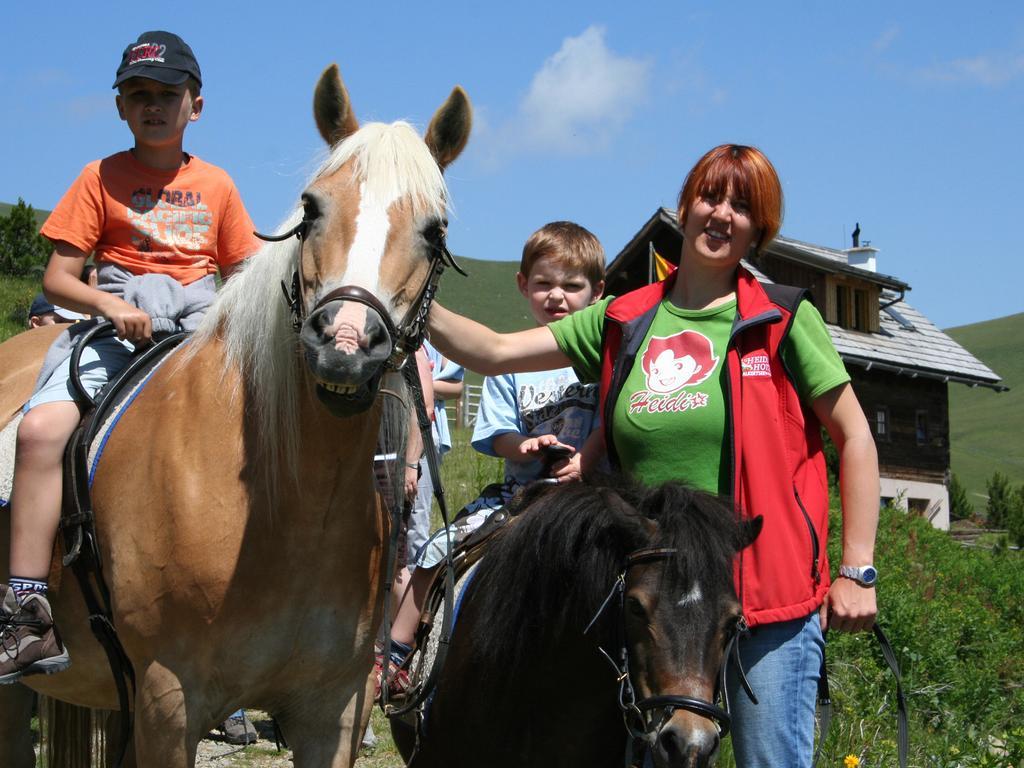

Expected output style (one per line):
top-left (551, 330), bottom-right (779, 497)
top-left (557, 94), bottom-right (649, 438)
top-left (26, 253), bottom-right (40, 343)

top-left (191, 710), bottom-right (404, 768)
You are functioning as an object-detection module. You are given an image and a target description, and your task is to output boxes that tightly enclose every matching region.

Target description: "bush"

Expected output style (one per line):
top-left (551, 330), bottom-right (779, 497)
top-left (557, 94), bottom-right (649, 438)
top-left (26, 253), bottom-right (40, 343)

top-left (816, 502), bottom-right (1024, 765)
top-left (0, 199), bottom-right (50, 277)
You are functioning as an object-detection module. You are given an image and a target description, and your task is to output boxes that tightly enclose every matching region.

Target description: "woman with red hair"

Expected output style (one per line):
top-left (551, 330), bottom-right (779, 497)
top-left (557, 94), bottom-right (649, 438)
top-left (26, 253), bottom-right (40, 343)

top-left (427, 144), bottom-right (880, 766)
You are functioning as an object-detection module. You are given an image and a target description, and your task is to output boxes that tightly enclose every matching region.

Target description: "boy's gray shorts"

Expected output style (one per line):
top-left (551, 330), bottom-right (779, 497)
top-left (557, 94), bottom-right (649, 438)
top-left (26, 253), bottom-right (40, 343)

top-left (25, 336), bottom-right (135, 412)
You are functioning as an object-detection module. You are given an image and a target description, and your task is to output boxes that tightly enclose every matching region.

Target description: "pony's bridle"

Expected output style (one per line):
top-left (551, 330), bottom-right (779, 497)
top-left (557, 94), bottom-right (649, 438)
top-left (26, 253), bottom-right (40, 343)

top-left (584, 547), bottom-right (758, 746)
top-left (255, 215), bottom-right (466, 370)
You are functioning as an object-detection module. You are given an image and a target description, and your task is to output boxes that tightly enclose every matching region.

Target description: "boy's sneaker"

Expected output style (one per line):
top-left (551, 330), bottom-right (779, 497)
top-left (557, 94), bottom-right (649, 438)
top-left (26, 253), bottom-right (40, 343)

top-left (219, 711), bottom-right (257, 745)
top-left (372, 651), bottom-right (412, 701)
top-left (0, 591), bottom-right (71, 684)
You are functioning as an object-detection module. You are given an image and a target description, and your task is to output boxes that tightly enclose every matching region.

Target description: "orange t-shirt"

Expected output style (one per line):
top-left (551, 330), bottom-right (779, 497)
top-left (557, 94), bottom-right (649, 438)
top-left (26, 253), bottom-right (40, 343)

top-left (41, 151), bottom-right (258, 285)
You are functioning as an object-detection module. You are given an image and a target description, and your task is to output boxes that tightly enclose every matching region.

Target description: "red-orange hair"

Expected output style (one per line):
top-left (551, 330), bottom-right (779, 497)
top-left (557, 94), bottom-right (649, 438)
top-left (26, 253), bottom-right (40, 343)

top-left (676, 144), bottom-right (783, 253)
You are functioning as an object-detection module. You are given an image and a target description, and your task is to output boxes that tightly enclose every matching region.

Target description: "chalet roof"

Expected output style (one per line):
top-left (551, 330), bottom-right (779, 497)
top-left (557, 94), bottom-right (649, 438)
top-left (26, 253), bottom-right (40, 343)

top-left (608, 208), bottom-right (1007, 392)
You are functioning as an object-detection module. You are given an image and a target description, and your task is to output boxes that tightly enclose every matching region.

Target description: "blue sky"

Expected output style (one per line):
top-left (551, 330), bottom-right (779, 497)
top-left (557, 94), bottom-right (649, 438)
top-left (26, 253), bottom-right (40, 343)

top-left (2, 2), bottom-right (1021, 329)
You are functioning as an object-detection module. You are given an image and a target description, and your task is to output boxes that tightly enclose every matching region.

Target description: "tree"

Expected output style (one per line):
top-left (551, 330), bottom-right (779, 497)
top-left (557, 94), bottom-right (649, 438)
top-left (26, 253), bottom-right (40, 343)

top-left (0, 198), bottom-right (51, 277)
top-left (948, 473), bottom-right (973, 521)
top-left (1007, 484), bottom-right (1024, 549)
top-left (985, 471), bottom-right (1013, 528)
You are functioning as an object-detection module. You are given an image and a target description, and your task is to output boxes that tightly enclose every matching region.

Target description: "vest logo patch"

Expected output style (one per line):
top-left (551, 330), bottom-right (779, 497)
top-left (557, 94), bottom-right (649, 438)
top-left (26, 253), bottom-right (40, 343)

top-left (741, 353), bottom-right (771, 378)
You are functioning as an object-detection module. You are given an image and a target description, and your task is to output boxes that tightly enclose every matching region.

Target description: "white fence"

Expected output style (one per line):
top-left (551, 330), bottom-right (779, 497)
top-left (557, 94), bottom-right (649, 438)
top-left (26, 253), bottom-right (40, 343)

top-left (450, 383), bottom-right (483, 428)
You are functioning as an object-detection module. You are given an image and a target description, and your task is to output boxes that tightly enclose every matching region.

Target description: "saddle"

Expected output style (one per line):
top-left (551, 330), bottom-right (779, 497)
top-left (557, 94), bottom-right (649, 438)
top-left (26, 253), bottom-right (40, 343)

top-left (388, 505), bottom-right (512, 718)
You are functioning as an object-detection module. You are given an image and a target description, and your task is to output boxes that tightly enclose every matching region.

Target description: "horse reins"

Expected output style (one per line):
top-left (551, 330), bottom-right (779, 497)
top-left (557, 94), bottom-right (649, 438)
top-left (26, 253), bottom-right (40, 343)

top-left (255, 216), bottom-right (466, 368)
top-left (583, 546), bottom-right (758, 761)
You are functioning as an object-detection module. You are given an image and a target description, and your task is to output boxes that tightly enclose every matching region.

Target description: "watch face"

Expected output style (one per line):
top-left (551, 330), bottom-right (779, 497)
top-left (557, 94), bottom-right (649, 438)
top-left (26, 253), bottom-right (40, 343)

top-left (860, 566), bottom-right (878, 585)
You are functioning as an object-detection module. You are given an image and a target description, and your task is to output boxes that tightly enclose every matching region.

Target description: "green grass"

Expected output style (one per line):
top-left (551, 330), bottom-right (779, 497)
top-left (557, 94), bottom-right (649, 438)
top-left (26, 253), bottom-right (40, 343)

top-left (0, 274), bottom-right (42, 341)
top-left (946, 313), bottom-right (1024, 515)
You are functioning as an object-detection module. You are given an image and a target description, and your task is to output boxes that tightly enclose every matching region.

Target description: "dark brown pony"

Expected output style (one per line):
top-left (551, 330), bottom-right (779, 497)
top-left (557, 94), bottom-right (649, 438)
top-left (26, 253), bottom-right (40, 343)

top-left (0, 64), bottom-right (471, 767)
top-left (394, 478), bottom-right (760, 768)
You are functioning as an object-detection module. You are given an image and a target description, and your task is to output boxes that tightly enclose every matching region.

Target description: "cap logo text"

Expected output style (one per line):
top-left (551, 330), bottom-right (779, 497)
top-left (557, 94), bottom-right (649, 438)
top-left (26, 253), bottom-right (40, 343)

top-left (128, 43), bottom-right (167, 65)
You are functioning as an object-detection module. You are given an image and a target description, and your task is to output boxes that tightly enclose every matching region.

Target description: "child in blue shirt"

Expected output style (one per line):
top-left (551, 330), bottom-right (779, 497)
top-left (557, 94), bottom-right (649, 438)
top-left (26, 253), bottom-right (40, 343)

top-left (381, 222), bottom-right (606, 697)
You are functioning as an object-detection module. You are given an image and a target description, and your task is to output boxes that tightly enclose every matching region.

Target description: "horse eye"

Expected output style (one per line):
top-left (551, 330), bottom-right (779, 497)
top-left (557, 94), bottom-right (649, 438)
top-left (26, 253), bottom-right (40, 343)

top-left (625, 596), bottom-right (647, 618)
top-left (423, 219), bottom-right (447, 247)
top-left (301, 194), bottom-right (321, 222)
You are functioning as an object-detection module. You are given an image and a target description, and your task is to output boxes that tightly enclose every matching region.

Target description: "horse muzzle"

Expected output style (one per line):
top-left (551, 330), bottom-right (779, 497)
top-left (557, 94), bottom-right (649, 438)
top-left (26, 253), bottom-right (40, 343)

top-left (299, 297), bottom-right (393, 417)
top-left (650, 713), bottom-right (720, 768)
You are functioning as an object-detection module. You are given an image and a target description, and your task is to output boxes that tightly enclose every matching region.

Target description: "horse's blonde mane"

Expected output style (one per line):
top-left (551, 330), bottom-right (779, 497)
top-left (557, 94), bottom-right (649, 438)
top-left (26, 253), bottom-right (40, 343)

top-left (188, 121), bottom-right (446, 483)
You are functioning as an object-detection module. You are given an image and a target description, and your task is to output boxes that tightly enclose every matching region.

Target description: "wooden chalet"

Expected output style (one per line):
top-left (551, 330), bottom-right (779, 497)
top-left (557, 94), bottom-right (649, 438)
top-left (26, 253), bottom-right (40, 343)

top-left (606, 208), bottom-right (1007, 530)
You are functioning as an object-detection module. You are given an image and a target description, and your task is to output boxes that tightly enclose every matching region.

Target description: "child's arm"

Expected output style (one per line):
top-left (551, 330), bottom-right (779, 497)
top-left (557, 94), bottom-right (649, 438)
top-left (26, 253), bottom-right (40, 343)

top-left (492, 432), bottom-right (574, 465)
top-left (403, 407), bottom-right (423, 503)
top-left (42, 242), bottom-right (152, 343)
top-left (433, 378), bottom-right (463, 401)
top-left (577, 428), bottom-right (606, 475)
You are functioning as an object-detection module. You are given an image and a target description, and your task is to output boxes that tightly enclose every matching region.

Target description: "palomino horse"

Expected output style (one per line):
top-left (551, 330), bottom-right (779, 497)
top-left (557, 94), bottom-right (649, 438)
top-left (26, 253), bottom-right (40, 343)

top-left (394, 478), bottom-right (761, 768)
top-left (0, 63), bottom-right (471, 767)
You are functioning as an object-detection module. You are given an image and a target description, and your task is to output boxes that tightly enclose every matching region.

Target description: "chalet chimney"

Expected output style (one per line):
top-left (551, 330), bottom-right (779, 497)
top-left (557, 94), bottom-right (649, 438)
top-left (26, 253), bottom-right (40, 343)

top-left (845, 244), bottom-right (878, 272)
top-left (845, 222), bottom-right (877, 271)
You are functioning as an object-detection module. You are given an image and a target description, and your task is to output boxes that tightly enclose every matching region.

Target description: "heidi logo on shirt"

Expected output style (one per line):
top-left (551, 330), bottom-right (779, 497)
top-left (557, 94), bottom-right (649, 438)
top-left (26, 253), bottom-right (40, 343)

top-left (628, 330), bottom-right (718, 415)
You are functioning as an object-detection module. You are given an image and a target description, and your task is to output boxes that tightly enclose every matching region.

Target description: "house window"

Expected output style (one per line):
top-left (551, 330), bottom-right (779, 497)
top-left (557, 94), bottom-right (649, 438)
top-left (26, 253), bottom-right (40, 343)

top-left (826, 277), bottom-right (880, 332)
top-left (875, 406), bottom-right (890, 441)
top-left (916, 410), bottom-right (929, 445)
top-left (852, 289), bottom-right (868, 331)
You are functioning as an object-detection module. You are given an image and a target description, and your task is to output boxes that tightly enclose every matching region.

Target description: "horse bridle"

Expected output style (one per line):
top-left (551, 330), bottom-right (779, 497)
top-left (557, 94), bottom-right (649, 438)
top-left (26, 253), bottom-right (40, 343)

top-left (255, 215), bottom-right (466, 370)
top-left (584, 547), bottom-right (758, 746)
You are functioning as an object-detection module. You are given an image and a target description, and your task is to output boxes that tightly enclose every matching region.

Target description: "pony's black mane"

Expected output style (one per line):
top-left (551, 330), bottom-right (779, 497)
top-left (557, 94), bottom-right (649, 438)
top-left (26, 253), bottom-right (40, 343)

top-left (463, 475), bottom-right (741, 688)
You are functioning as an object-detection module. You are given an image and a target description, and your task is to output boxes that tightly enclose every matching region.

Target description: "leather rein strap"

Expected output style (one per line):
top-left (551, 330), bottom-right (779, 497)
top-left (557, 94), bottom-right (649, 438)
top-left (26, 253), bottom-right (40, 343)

top-left (255, 217), bottom-right (466, 369)
top-left (812, 622), bottom-right (908, 768)
top-left (61, 321), bottom-right (190, 768)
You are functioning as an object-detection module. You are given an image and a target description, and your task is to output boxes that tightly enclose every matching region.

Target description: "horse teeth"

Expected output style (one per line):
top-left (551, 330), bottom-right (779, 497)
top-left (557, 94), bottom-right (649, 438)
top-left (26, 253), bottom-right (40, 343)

top-left (321, 382), bottom-right (357, 395)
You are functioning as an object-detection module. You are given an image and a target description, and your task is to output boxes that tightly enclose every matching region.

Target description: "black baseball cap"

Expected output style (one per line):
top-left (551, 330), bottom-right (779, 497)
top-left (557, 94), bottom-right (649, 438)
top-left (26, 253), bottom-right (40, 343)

top-left (113, 31), bottom-right (202, 89)
top-left (29, 294), bottom-right (86, 321)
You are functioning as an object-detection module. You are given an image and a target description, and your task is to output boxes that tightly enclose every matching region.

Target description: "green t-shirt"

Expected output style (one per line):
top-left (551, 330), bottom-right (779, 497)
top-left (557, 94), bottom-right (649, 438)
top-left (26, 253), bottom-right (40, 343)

top-left (549, 295), bottom-right (850, 493)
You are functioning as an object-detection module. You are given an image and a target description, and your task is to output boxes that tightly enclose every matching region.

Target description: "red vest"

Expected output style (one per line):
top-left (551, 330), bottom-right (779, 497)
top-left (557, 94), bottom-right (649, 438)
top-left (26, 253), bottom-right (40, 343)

top-left (599, 267), bottom-right (831, 626)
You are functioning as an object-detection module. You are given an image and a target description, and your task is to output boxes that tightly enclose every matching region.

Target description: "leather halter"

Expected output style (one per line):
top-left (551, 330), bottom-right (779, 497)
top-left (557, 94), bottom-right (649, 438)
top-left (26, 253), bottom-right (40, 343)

top-left (584, 546), bottom-right (757, 747)
top-left (255, 215), bottom-right (466, 369)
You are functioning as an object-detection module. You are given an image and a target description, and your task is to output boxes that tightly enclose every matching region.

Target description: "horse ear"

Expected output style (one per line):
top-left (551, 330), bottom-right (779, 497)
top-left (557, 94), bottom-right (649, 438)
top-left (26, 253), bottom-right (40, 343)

top-left (313, 64), bottom-right (359, 147)
top-left (425, 86), bottom-right (472, 170)
top-left (736, 515), bottom-right (763, 551)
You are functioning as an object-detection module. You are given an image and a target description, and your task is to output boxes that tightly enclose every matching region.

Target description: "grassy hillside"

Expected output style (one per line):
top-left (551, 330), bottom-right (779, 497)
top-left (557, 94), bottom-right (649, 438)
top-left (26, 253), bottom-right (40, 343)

top-left (436, 254), bottom-right (528, 333)
top-left (435, 255), bottom-right (526, 386)
top-left (946, 313), bottom-right (1023, 514)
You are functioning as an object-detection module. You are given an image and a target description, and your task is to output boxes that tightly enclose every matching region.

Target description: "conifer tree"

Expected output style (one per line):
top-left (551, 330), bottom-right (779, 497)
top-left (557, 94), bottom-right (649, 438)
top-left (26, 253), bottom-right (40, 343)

top-left (985, 471), bottom-right (1013, 528)
top-left (0, 198), bottom-right (51, 277)
top-left (948, 473), bottom-right (973, 521)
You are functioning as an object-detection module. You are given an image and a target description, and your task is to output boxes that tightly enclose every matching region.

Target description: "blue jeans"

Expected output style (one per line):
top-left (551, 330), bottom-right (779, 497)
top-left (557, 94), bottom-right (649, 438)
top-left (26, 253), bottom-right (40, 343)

top-left (726, 612), bottom-right (824, 767)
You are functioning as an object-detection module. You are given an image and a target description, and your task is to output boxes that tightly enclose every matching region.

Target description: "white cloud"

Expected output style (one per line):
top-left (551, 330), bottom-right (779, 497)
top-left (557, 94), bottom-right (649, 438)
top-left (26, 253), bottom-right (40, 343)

top-left (873, 24), bottom-right (900, 53)
top-left (472, 26), bottom-right (650, 165)
top-left (516, 26), bottom-right (650, 153)
top-left (917, 50), bottom-right (1024, 87)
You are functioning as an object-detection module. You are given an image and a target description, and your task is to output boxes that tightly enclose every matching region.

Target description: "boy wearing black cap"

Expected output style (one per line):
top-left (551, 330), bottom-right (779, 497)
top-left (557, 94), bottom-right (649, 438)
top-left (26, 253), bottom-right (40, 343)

top-left (0, 31), bottom-right (258, 683)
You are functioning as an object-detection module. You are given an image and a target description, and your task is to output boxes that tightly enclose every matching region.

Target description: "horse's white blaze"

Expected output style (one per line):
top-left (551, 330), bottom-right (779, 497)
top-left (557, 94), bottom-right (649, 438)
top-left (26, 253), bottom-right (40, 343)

top-left (340, 182), bottom-right (392, 298)
top-left (676, 582), bottom-right (702, 608)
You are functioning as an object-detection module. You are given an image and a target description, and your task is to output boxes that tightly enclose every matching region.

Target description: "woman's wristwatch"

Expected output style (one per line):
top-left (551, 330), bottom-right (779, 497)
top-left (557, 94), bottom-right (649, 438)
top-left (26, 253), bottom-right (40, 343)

top-left (838, 564), bottom-right (878, 587)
